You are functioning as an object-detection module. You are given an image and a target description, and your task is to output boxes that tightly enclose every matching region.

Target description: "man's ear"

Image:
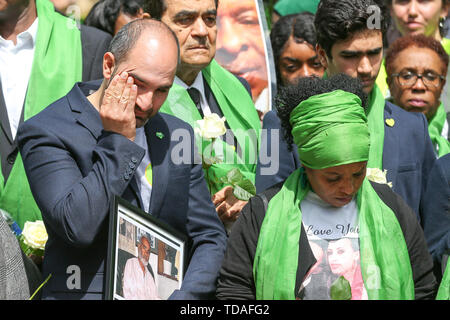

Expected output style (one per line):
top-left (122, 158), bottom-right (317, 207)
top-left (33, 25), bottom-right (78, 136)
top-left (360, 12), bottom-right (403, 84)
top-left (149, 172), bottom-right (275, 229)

top-left (316, 44), bottom-right (329, 70)
top-left (139, 8), bottom-right (151, 19)
top-left (103, 52), bottom-right (116, 81)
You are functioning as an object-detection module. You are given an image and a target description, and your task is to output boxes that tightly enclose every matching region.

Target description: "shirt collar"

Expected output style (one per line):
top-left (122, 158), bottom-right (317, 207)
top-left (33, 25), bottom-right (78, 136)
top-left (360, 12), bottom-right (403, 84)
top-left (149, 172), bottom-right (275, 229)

top-left (27, 17), bottom-right (39, 46)
top-left (174, 71), bottom-right (206, 96)
top-left (0, 17), bottom-right (39, 46)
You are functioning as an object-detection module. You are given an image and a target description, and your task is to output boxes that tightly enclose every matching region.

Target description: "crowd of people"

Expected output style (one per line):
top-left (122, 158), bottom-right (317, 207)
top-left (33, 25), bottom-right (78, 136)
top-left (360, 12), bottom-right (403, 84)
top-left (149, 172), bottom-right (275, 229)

top-left (0, 0), bottom-right (448, 300)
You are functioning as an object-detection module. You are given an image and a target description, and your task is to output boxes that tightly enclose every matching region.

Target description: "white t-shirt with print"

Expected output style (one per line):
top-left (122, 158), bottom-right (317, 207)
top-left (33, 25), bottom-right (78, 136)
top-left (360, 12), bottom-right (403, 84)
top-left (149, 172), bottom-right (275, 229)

top-left (300, 191), bottom-right (368, 300)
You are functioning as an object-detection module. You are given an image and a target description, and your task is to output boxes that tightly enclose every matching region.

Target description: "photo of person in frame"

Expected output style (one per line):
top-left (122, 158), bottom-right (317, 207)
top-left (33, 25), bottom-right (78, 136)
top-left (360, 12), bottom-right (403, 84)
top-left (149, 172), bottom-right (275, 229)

top-left (121, 232), bottom-right (160, 300)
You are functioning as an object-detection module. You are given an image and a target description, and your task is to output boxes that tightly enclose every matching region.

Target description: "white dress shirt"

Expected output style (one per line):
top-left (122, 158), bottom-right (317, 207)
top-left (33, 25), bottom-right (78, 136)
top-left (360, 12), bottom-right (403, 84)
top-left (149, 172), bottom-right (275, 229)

top-left (174, 72), bottom-right (212, 116)
top-left (0, 18), bottom-right (38, 139)
top-left (134, 127), bottom-right (152, 213)
top-left (122, 257), bottom-right (159, 300)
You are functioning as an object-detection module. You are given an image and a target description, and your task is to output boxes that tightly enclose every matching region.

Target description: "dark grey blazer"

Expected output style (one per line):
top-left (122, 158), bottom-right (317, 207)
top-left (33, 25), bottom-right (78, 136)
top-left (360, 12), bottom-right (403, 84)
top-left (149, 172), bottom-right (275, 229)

top-left (0, 216), bottom-right (42, 300)
top-left (0, 23), bottom-right (111, 184)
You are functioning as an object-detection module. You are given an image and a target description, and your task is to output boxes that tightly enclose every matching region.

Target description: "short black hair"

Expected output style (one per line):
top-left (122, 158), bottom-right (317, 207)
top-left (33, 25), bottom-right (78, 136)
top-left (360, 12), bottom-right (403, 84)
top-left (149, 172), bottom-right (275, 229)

top-left (84, 0), bottom-right (146, 36)
top-left (270, 12), bottom-right (317, 86)
top-left (146, 0), bottom-right (219, 20)
top-left (315, 0), bottom-right (390, 58)
top-left (276, 73), bottom-right (368, 150)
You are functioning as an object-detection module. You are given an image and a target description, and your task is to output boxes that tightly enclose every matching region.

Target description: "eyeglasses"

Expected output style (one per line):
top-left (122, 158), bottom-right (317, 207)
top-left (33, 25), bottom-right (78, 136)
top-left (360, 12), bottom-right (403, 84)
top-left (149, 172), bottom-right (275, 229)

top-left (391, 70), bottom-right (445, 88)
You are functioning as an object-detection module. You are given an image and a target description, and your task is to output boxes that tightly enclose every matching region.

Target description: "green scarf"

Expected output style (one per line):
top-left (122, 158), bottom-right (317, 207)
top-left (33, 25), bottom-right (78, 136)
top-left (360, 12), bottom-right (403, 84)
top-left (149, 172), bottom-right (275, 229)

top-left (0, 0), bottom-right (82, 229)
top-left (366, 85), bottom-right (385, 170)
top-left (436, 262), bottom-right (450, 300)
top-left (160, 59), bottom-right (260, 194)
top-left (428, 103), bottom-right (450, 157)
top-left (253, 90), bottom-right (414, 299)
top-left (442, 38), bottom-right (450, 55)
top-left (274, 0), bottom-right (320, 15)
top-left (375, 59), bottom-right (389, 98)
top-left (291, 90), bottom-right (370, 169)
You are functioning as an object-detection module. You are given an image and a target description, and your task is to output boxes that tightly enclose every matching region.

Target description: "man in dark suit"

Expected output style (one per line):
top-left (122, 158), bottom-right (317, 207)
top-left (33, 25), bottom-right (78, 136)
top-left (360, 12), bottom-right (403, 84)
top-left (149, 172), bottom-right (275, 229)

top-left (148, 0), bottom-right (261, 230)
top-left (0, 0), bottom-right (111, 229)
top-left (257, 0), bottom-right (436, 224)
top-left (17, 19), bottom-right (227, 299)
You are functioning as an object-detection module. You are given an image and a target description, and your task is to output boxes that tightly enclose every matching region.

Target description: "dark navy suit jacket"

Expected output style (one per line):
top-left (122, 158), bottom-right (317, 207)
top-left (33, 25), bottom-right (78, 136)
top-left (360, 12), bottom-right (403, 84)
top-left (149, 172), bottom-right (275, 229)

top-left (17, 81), bottom-right (227, 300)
top-left (421, 153), bottom-right (450, 274)
top-left (256, 100), bottom-right (437, 222)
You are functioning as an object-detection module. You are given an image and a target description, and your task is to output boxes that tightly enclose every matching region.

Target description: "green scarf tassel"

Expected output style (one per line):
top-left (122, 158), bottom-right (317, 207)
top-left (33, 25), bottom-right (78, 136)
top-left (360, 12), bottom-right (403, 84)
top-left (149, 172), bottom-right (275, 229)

top-left (428, 104), bottom-right (450, 157)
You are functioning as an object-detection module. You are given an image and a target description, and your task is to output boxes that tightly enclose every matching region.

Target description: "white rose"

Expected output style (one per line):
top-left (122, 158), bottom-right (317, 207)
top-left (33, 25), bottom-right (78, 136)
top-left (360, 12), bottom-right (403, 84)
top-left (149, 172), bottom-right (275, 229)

top-left (195, 113), bottom-right (227, 139)
top-left (22, 220), bottom-right (48, 250)
top-left (366, 168), bottom-right (393, 187)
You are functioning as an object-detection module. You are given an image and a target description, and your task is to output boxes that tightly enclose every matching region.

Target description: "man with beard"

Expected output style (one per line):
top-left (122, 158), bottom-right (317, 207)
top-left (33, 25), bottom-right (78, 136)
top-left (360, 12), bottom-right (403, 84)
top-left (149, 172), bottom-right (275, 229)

top-left (122, 235), bottom-right (159, 300)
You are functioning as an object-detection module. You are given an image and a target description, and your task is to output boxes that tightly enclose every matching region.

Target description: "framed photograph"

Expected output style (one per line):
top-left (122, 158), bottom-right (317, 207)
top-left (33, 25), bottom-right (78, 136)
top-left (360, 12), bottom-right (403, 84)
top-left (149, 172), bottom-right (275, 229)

top-left (105, 196), bottom-right (187, 300)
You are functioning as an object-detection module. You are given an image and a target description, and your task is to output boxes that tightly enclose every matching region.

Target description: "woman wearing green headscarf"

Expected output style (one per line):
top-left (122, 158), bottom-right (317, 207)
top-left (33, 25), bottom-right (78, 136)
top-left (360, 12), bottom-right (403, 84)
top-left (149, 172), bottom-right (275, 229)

top-left (216, 74), bottom-right (437, 300)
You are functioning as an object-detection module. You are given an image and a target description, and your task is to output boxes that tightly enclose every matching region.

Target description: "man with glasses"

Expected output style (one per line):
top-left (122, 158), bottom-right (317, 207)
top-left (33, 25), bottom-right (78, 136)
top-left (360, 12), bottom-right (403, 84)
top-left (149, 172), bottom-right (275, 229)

top-left (386, 34), bottom-right (450, 157)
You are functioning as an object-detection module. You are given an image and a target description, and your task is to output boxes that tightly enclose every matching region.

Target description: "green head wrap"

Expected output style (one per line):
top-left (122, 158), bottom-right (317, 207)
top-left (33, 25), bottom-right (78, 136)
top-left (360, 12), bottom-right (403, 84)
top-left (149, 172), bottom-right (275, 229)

top-left (289, 90), bottom-right (370, 169)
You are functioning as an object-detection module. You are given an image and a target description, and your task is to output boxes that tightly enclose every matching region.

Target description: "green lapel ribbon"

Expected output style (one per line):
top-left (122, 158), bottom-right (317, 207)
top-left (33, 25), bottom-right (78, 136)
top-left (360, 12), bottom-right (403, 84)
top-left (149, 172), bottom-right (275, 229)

top-left (161, 59), bottom-right (260, 194)
top-left (253, 90), bottom-right (414, 299)
top-left (428, 103), bottom-right (450, 157)
top-left (0, 0), bottom-right (82, 228)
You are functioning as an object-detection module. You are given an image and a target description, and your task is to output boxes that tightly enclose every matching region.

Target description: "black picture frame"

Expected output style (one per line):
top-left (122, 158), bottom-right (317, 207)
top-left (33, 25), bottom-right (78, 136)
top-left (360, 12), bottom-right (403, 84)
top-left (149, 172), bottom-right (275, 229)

top-left (105, 196), bottom-right (187, 300)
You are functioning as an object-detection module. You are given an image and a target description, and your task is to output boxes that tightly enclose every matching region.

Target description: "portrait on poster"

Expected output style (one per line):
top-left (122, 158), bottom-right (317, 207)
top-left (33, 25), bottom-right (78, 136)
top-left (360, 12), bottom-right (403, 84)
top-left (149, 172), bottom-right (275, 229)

top-left (105, 197), bottom-right (187, 300)
top-left (216, 0), bottom-right (276, 114)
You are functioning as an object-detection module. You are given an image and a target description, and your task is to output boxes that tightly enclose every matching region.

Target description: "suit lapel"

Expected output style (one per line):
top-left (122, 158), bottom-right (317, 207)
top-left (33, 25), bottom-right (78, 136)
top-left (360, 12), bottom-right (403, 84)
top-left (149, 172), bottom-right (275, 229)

top-left (68, 82), bottom-right (104, 140)
top-left (146, 114), bottom-right (170, 217)
top-left (68, 82), bottom-right (147, 210)
top-left (382, 103), bottom-right (399, 187)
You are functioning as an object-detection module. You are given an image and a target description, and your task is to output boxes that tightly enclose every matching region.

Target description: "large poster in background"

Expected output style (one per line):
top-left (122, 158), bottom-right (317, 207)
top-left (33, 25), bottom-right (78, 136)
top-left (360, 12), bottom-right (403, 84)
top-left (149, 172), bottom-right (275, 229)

top-left (216, 0), bottom-right (276, 115)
